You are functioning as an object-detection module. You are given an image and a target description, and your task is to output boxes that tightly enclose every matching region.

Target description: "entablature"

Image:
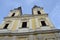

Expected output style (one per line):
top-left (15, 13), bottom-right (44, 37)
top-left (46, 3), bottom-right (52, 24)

top-left (4, 14), bottom-right (48, 20)
top-left (0, 29), bottom-right (60, 36)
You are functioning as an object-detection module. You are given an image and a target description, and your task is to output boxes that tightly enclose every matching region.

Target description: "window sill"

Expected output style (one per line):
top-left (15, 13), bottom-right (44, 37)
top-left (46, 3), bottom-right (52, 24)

top-left (19, 27), bottom-right (29, 29)
top-left (40, 25), bottom-right (49, 27)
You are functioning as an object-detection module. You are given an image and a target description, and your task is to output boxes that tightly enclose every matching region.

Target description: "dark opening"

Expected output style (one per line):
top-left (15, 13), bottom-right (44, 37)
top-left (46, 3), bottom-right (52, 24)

top-left (41, 21), bottom-right (46, 26)
top-left (22, 22), bottom-right (27, 28)
top-left (3, 24), bottom-right (9, 29)
top-left (11, 13), bottom-right (15, 17)
top-left (37, 11), bottom-right (41, 14)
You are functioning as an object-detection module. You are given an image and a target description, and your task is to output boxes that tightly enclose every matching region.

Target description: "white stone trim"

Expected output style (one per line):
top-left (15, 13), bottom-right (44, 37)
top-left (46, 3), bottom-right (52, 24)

top-left (19, 20), bottom-right (22, 28)
top-left (18, 28), bottom-right (29, 32)
top-left (0, 21), bottom-right (5, 28)
top-left (16, 20), bottom-right (21, 30)
top-left (35, 18), bottom-right (40, 28)
top-left (8, 22), bottom-right (12, 30)
top-left (27, 20), bottom-right (29, 28)
top-left (29, 19), bottom-right (32, 29)
top-left (39, 26), bottom-right (52, 30)
top-left (8, 20), bottom-right (15, 30)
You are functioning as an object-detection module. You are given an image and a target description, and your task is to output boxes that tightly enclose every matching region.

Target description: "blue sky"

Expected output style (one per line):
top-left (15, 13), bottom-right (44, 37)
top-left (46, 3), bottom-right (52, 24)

top-left (0, 0), bottom-right (60, 29)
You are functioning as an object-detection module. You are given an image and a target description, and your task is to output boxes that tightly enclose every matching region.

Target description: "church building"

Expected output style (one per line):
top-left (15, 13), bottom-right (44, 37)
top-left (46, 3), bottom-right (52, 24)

top-left (0, 5), bottom-right (60, 40)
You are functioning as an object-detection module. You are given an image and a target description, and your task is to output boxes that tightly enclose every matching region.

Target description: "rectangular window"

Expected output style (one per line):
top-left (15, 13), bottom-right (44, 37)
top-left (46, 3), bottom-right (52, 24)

top-left (41, 21), bottom-right (46, 26)
top-left (37, 11), bottom-right (41, 14)
top-left (3, 24), bottom-right (9, 29)
top-left (11, 13), bottom-right (15, 17)
top-left (22, 22), bottom-right (27, 28)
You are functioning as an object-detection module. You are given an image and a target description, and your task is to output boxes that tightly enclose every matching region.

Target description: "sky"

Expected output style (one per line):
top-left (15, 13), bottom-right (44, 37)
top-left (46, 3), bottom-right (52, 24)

top-left (0, 0), bottom-right (60, 29)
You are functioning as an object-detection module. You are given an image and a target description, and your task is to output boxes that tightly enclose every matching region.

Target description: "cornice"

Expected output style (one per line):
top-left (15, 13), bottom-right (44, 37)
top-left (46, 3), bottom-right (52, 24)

top-left (0, 29), bottom-right (60, 36)
top-left (4, 14), bottom-right (48, 20)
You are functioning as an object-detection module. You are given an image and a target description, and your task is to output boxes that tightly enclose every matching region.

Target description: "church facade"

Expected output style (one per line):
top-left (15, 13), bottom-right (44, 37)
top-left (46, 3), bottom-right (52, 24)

top-left (0, 6), bottom-right (60, 40)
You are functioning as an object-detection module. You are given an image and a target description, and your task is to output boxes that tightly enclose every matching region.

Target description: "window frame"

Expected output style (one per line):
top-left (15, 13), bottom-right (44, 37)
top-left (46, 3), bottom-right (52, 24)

top-left (3, 21), bottom-right (12, 29)
top-left (38, 18), bottom-right (48, 27)
top-left (41, 21), bottom-right (46, 26)
top-left (22, 22), bottom-right (27, 28)
top-left (19, 19), bottom-right (29, 29)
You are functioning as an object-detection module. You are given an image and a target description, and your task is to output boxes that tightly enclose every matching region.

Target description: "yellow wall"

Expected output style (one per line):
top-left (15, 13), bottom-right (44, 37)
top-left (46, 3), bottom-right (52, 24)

top-left (12, 20), bottom-right (19, 31)
top-left (32, 18), bottom-right (36, 30)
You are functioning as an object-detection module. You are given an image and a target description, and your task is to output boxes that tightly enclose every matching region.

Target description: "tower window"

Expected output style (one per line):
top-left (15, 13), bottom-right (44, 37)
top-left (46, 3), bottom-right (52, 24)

top-left (11, 13), bottom-right (15, 17)
top-left (3, 24), bottom-right (9, 29)
top-left (41, 21), bottom-right (46, 26)
top-left (22, 22), bottom-right (27, 28)
top-left (37, 11), bottom-right (41, 14)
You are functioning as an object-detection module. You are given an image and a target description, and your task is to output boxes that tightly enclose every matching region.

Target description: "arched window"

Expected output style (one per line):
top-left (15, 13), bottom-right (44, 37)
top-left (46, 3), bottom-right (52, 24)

top-left (37, 11), bottom-right (41, 14)
top-left (3, 24), bottom-right (9, 29)
top-left (11, 13), bottom-right (15, 17)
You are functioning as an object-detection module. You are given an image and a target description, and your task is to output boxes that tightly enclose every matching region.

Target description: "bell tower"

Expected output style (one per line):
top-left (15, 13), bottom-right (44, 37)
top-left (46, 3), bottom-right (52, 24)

top-left (8, 7), bottom-right (22, 17)
top-left (0, 7), bottom-right (22, 31)
top-left (32, 5), bottom-right (55, 30)
top-left (32, 5), bottom-right (45, 15)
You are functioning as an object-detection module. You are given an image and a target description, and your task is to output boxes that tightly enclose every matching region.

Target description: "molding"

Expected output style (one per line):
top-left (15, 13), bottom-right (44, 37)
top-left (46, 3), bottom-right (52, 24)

top-left (35, 18), bottom-right (40, 29)
top-left (4, 14), bottom-right (48, 19)
top-left (29, 19), bottom-right (32, 30)
top-left (9, 20), bottom-right (15, 30)
top-left (0, 29), bottom-right (60, 36)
